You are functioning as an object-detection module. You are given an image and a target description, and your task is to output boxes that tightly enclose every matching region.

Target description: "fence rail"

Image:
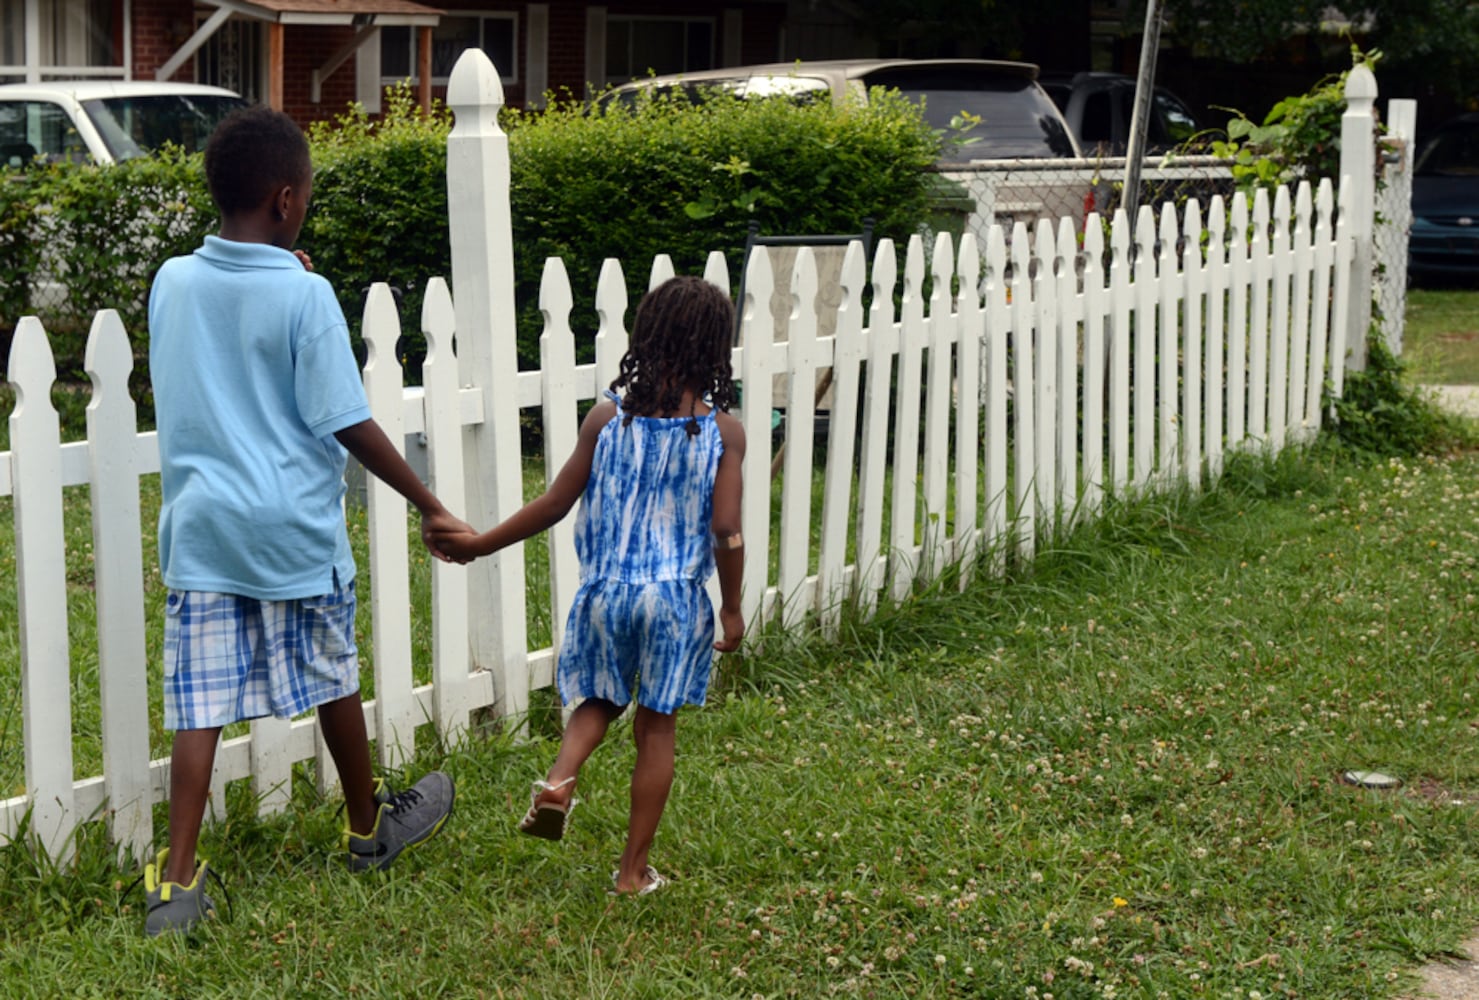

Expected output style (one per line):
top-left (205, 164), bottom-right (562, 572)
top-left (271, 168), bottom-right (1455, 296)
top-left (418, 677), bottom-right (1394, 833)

top-left (2, 52), bottom-right (1402, 863)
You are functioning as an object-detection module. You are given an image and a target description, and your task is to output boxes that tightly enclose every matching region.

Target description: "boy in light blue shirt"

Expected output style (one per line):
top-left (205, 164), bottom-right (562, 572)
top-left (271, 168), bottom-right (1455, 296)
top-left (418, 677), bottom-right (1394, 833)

top-left (143, 106), bottom-right (472, 936)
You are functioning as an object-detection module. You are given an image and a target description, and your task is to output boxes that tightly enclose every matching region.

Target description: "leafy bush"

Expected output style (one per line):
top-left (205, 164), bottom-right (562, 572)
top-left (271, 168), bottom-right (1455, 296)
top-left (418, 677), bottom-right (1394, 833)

top-left (1, 148), bottom-right (214, 381)
top-left (300, 84), bottom-right (939, 375)
top-left (504, 87), bottom-right (938, 366)
top-left (1326, 337), bottom-right (1474, 457)
top-left (1210, 45), bottom-right (1382, 193)
top-left (302, 85), bottom-right (455, 380)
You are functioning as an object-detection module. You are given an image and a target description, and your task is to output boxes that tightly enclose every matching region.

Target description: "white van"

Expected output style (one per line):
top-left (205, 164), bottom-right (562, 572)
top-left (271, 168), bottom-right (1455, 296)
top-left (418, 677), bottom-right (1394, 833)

top-left (0, 81), bottom-right (247, 168)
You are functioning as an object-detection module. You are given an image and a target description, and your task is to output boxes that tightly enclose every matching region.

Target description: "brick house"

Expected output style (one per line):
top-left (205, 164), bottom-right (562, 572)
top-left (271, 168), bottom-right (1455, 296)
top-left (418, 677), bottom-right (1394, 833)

top-left (2, 0), bottom-right (812, 124)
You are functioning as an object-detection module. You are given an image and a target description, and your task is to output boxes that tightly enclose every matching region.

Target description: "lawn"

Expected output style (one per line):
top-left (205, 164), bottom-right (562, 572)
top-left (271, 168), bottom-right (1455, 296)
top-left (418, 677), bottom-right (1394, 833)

top-left (1398, 287), bottom-right (1479, 384)
top-left (0, 436), bottom-right (1477, 997)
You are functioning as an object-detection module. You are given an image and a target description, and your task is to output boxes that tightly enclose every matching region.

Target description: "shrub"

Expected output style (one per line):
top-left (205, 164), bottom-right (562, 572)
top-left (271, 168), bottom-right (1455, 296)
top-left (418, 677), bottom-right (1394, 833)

top-left (1326, 336), bottom-right (1474, 457)
top-left (1, 148), bottom-right (214, 381)
top-left (302, 84), bottom-right (455, 381)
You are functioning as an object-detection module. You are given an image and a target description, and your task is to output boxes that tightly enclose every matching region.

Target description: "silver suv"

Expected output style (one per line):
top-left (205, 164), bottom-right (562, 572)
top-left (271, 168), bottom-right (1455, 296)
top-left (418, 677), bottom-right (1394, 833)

top-left (607, 58), bottom-right (1081, 164)
top-left (0, 81), bottom-right (247, 168)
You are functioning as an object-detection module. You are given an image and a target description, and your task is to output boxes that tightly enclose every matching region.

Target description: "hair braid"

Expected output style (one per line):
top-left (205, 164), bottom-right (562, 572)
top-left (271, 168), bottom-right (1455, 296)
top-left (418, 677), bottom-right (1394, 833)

top-left (611, 276), bottom-right (736, 436)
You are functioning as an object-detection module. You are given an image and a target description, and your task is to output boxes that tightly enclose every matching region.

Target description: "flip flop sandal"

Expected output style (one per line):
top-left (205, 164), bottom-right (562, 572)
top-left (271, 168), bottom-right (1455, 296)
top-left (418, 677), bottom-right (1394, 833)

top-left (517, 776), bottom-right (578, 841)
top-left (609, 865), bottom-right (668, 896)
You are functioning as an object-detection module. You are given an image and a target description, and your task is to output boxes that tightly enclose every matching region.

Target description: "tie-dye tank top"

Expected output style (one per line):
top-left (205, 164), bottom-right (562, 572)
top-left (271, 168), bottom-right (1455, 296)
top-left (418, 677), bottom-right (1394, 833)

top-left (572, 392), bottom-right (725, 585)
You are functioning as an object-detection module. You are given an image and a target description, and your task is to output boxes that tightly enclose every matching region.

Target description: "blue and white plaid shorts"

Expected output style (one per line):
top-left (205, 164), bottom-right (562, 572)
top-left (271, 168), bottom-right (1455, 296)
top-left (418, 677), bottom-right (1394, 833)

top-left (162, 581), bottom-right (360, 731)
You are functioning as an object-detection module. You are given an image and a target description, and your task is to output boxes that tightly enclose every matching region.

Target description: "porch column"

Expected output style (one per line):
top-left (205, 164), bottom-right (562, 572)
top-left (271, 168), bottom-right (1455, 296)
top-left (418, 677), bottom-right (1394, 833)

top-left (417, 26), bottom-right (432, 112)
top-left (268, 21), bottom-right (285, 110)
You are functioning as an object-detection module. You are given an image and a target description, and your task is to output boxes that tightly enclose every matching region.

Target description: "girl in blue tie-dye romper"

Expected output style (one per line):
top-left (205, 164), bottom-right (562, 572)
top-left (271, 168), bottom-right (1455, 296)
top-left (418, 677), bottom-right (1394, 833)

top-left (437, 276), bottom-right (746, 895)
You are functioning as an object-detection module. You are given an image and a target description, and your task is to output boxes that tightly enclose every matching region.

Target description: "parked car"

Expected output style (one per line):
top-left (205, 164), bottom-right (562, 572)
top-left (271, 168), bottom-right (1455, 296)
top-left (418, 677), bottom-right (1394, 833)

top-left (606, 59), bottom-right (1081, 164)
top-left (1408, 112), bottom-right (1479, 284)
top-left (0, 81), bottom-right (247, 168)
top-left (1038, 71), bottom-right (1203, 156)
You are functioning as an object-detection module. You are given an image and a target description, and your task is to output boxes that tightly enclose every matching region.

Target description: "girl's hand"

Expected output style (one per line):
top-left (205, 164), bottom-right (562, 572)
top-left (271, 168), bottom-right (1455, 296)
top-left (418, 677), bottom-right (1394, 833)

top-left (294, 249), bottom-right (314, 271)
top-left (431, 527), bottom-right (484, 563)
top-left (713, 607), bottom-right (745, 652)
top-left (420, 509), bottom-right (476, 563)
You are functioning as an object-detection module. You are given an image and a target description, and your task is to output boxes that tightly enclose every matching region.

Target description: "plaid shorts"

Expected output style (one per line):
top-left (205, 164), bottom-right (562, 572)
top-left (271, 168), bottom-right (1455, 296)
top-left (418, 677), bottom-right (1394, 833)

top-left (162, 580), bottom-right (360, 731)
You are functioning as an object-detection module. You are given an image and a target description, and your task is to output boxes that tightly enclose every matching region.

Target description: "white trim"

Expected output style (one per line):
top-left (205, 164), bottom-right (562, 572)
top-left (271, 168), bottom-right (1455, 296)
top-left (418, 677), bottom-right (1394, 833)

top-left (355, 26), bottom-right (382, 112)
top-left (312, 23), bottom-right (378, 102)
top-left (25, 0), bottom-right (41, 83)
top-left (584, 5), bottom-right (604, 98)
top-left (156, 6), bottom-right (233, 83)
top-left (122, 0), bottom-right (132, 80)
top-left (525, 2), bottom-right (547, 107)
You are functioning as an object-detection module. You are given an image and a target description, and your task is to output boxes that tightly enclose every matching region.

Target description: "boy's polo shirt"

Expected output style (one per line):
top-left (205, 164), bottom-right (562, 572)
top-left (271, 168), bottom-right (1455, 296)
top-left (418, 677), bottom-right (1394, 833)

top-left (149, 236), bottom-right (372, 600)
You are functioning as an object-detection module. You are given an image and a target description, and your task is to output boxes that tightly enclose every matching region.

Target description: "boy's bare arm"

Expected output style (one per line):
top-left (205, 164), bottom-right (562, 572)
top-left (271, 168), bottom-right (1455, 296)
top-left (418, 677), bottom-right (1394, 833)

top-left (711, 412), bottom-right (746, 652)
top-left (434, 400), bottom-right (615, 562)
top-left (334, 418), bottom-right (474, 562)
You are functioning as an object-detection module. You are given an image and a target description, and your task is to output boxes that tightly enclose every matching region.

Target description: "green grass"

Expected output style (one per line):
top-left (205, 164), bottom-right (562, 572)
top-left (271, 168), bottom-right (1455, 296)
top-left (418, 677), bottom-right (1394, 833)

top-left (0, 434), bottom-right (1477, 996)
top-left (1398, 288), bottom-right (1479, 384)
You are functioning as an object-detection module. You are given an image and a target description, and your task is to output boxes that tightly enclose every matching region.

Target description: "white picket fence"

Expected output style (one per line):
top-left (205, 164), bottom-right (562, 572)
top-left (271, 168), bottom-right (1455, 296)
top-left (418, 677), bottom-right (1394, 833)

top-left (2, 53), bottom-right (1401, 863)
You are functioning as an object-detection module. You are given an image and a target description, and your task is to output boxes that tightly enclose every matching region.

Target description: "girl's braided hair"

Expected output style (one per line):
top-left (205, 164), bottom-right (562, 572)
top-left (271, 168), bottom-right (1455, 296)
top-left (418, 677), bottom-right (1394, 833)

top-left (611, 276), bottom-right (737, 436)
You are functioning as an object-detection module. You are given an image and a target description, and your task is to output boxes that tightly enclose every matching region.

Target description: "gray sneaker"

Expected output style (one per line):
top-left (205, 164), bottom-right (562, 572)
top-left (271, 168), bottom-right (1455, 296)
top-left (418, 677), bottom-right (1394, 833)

top-left (143, 850), bottom-right (217, 937)
top-left (345, 771), bottom-right (455, 872)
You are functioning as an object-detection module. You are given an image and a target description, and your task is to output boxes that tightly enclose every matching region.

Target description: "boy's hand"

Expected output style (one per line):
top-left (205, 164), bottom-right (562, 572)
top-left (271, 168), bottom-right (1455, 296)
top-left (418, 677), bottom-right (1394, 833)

top-left (713, 607), bottom-right (745, 653)
top-left (420, 508), bottom-right (475, 563)
top-left (430, 527), bottom-right (483, 563)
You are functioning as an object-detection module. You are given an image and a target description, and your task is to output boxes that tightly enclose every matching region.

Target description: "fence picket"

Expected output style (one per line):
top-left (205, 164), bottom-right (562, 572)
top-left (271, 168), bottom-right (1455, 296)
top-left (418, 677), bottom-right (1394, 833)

top-left (1288, 183), bottom-right (1315, 442)
top-left (593, 259), bottom-right (629, 393)
top-left (1248, 189), bottom-right (1273, 444)
top-left (422, 278), bottom-right (472, 739)
top-left (1132, 206), bottom-right (1156, 490)
top-left (1158, 206), bottom-right (1181, 486)
top-left (1010, 223), bottom-right (1036, 561)
top-left (922, 233), bottom-right (955, 577)
top-left (953, 234), bottom-right (982, 583)
top-left (854, 240), bottom-right (897, 612)
top-left (1268, 186), bottom-right (1294, 451)
top-left (817, 242), bottom-right (867, 631)
top-left (889, 238), bottom-right (926, 597)
top-left (1308, 181), bottom-right (1337, 427)
top-left (1033, 220), bottom-right (1058, 528)
top-left (1181, 201), bottom-right (1205, 491)
top-left (1205, 197), bottom-right (1228, 481)
top-left (1081, 220), bottom-right (1107, 513)
top-left (738, 245), bottom-right (777, 627)
top-left (981, 229), bottom-right (1009, 572)
top-left (1054, 216), bottom-right (1079, 523)
top-left (1227, 195), bottom-right (1251, 448)
top-left (779, 248), bottom-right (821, 627)
top-left (539, 258), bottom-right (582, 658)
top-left (361, 283), bottom-right (417, 766)
top-left (1108, 213), bottom-right (1131, 494)
top-left (8, 318), bottom-right (76, 859)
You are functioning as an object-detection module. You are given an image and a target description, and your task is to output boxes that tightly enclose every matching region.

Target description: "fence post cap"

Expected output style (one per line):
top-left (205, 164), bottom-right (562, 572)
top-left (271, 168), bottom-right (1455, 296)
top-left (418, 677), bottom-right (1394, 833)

top-left (447, 48), bottom-right (505, 116)
top-left (1344, 65), bottom-right (1377, 103)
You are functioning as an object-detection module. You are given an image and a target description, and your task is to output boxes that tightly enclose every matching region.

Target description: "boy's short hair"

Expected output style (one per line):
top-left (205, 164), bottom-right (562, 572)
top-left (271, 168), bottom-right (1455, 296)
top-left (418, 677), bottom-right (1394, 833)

top-left (204, 106), bottom-right (312, 217)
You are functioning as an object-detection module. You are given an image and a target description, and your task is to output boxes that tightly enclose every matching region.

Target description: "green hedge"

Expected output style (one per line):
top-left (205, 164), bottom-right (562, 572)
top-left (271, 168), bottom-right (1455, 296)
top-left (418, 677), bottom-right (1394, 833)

top-left (2, 83), bottom-right (940, 388)
top-left (0, 148), bottom-right (215, 381)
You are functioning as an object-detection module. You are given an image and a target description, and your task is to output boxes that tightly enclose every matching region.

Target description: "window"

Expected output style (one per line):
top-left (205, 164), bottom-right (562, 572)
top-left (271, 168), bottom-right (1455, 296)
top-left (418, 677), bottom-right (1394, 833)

top-left (0, 0), bottom-right (124, 78)
top-left (0, 100), bottom-right (91, 164)
top-left (604, 16), bottom-right (713, 85)
top-left (381, 13), bottom-right (516, 85)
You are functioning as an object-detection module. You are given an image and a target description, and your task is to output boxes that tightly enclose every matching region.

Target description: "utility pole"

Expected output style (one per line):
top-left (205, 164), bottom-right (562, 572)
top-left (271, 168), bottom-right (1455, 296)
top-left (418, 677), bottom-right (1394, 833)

top-left (1121, 0), bottom-right (1164, 223)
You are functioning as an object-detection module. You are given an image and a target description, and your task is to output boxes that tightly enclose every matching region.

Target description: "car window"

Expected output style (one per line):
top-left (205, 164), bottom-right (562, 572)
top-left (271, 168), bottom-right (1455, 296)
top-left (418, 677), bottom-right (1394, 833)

top-left (860, 65), bottom-right (1075, 160)
top-left (1415, 124), bottom-right (1479, 176)
top-left (81, 94), bottom-right (247, 161)
top-left (1153, 91), bottom-right (1199, 144)
top-left (1080, 91), bottom-right (1114, 145)
top-left (741, 75), bottom-right (830, 102)
top-left (0, 100), bottom-right (91, 165)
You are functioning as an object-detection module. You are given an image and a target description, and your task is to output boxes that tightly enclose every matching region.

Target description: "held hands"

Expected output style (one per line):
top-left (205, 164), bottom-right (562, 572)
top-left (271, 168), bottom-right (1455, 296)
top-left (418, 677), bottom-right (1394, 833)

top-left (420, 508), bottom-right (477, 564)
top-left (294, 249), bottom-right (314, 271)
top-left (429, 524), bottom-right (486, 564)
top-left (714, 606), bottom-right (745, 653)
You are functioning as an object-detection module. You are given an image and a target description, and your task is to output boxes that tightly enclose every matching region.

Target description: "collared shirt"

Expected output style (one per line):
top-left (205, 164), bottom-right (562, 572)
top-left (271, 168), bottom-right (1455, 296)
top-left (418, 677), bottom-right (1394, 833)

top-left (149, 235), bottom-right (372, 599)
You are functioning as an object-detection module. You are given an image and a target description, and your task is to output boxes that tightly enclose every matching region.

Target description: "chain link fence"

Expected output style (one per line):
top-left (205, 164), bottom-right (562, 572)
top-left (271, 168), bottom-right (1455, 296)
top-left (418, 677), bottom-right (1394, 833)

top-left (934, 156), bottom-right (1237, 256)
top-left (1373, 132), bottom-right (1414, 354)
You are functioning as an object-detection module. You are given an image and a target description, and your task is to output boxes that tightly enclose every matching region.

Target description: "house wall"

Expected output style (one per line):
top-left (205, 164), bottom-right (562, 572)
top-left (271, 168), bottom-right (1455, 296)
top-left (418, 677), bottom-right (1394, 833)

top-left (131, 0), bottom-right (195, 83)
